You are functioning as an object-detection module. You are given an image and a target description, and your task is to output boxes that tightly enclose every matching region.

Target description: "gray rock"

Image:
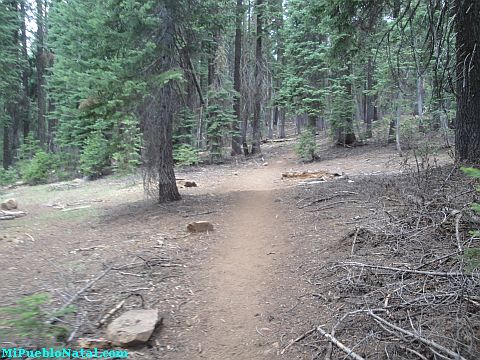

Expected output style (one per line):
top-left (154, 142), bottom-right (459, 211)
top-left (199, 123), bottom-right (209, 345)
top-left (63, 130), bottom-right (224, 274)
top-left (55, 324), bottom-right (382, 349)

top-left (1, 198), bottom-right (18, 210)
top-left (106, 309), bottom-right (161, 347)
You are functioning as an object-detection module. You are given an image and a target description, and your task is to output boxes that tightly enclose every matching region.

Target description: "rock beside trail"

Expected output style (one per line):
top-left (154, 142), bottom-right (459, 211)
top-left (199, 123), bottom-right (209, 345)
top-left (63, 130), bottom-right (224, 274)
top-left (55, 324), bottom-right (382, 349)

top-left (106, 309), bottom-right (161, 347)
top-left (187, 221), bottom-right (214, 233)
top-left (177, 180), bottom-right (198, 188)
top-left (1, 199), bottom-right (18, 210)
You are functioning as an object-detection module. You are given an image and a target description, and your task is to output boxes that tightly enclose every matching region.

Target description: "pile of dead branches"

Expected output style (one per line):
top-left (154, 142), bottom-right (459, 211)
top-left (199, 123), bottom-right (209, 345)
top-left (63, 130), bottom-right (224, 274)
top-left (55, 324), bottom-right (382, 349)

top-left (303, 165), bottom-right (480, 359)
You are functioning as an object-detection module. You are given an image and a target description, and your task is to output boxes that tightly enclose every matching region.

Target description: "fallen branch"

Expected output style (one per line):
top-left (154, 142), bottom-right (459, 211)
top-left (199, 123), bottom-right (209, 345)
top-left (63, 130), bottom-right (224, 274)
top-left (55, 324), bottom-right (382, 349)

top-left (368, 312), bottom-right (468, 360)
top-left (280, 328), bottom-right (316, 355)
top-left (0, 210), bottom-right (27, 220)
top-left (339, 262), bottom-right (471, 278)
top-left (350, 227), bottom-right (360, 256)
top-left (70, 245), bottom-right (106, 254)
top-left (298, 192), bottom-right (358, 209)
top-left (309, 200), bottom-right (360, 212)
top-left (182, 210), bottom-right (216, 218)
top-left (97, 300), bottom-right (125, 327)
top-left (61, 205), bottom-right (91, 212)
top-left (51, 266), bottom-right (113, 320)
top-left (316, 326), bottom-right (366, 360)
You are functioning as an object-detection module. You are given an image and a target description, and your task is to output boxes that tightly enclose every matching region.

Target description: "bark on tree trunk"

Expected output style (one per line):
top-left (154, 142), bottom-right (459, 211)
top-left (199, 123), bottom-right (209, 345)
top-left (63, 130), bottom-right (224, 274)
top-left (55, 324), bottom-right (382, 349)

top-left (337, 68), bottom-right (356, 146)
top-left (3, 1), bottom-right (20, 169)
top-left (142, 10), bottom-right (180, 203)
top-left (36, 0), bottom-right (47, 147)
top-left (416, 74), bottom-right (425, 131)
top-left (365, 57), bottom-right (374, 138)
top-left (276, 0), bottom-right (286, 139)
top-left (20, 0), bottom-right (30, 140)
top-left (3, 124), bottom-right (13, 170)
top-left (231, 0), bottom-right (243, 156)
top-left (307, 114), bottom-right (316, 133)
top-left (251, 0), bottom-right (263, 155)
top-left (454, 0), bottom-right (480, 161)
top-left (395, 91), bottom-right (403, 155)
top-left (278, 108), bottom-right (286, 139)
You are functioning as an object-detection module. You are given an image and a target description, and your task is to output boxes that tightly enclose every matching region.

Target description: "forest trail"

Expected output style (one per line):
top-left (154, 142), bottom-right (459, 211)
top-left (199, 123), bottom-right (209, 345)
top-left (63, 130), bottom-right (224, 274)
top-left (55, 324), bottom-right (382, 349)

top-left (189, 160), bottom-right (291, 359)
top-left (2, 142), bottom-right (455, 359)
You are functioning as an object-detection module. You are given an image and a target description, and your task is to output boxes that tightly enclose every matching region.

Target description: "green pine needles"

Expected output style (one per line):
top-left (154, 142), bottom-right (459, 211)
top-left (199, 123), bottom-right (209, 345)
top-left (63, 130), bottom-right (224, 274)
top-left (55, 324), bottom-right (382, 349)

top-left (461, 167), bottom-right (480, 273)
top-left (295, 130), bottom-right (318, 161)
top-left (0, 293), bottom-right (74, 346)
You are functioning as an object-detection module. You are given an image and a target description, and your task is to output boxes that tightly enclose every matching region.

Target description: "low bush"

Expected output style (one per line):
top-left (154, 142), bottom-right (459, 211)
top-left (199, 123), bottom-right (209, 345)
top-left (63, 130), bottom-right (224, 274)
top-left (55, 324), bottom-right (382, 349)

top-left (295, 130), bottom-right (318, 161)
top-left (174, 144), bottom-right (199, 166)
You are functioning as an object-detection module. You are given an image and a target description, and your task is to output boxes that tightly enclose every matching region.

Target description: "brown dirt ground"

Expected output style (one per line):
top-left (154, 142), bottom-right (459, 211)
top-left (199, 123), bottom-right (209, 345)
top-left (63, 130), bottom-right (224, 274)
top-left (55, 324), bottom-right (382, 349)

top-left (0, 139), bottom-right (454, 359)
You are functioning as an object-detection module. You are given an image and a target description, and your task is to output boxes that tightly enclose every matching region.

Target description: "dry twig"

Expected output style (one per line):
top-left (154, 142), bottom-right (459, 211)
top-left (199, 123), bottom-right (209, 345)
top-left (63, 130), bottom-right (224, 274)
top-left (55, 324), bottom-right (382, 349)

top-left (316, 326), bottom-right (366, 360)
top-left (368, 311), bottom-right (468, 360)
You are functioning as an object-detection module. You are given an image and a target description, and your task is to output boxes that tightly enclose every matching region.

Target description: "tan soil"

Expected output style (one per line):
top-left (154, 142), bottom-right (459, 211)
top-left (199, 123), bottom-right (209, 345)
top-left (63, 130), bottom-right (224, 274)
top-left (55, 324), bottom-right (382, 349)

top-left (0, 140), bottom-right (453, 359)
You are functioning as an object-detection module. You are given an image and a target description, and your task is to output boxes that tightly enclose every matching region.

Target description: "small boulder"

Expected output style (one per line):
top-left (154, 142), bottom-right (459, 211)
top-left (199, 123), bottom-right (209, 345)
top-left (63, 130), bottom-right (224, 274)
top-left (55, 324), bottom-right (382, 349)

top-left (183, 181), bottom-right (197, 188)
top-left (187, 221), bottom-right (214, 233)
top-left (177, 180), bottom-right (198, 188)
top-left (106, 309), bottom-right (161, 347)
top-left (1, 199), bottom-right (18, 210)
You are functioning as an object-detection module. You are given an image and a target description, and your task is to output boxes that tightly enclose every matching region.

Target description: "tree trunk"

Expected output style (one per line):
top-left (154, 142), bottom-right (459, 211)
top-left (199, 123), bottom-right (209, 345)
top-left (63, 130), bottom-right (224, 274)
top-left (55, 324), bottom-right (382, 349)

top-left (337, 68), bottom-right (356, 146)
top-left (142, 11), bottom-right (180, 203)
top-left (365, 57), bottom-right (374, 138)
top-left (251, 0), bottom-right (263, 154)
top-left (3, 0), bottom-right (20, 169)
top-left (3, 121), bottom-right (13, 169)
top-left (275, 0), bottom-right (286, 139)
top-left (307, 114), bottom-right (316, 133)
top-left (416, 74), bottom-right (425, 131)
top-left (36, 0), bottom-right (47, 147)
top-left (278, 108), bottom-right (286, 139)
top-left (20, 0), bottom-right (30, 140)
top-left (231, 0), bottom-right (243, 156)
top-left (395, 91), bottom-right (403, 155)
top-left (454, 0), bottom-right (480, 162)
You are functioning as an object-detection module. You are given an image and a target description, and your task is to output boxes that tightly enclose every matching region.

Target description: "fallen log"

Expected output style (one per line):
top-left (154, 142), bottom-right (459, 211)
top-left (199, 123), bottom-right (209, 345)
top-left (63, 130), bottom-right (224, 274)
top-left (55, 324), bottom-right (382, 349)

top-left (0, 210), bottom-right (27, 220)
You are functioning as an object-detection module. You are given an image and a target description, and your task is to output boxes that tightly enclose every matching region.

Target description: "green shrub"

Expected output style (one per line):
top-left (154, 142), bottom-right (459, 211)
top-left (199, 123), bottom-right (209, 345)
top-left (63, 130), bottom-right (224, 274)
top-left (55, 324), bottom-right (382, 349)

top-left (0, 168), bottom-right (18, 186)
top-left (295, 130), bottom-right (318, 161)
top-left (20, 151), bottom-right (63, 185)
top-left (462, 167), bottom-right (480, 273)
top-left (112, 115), bottom-right (142, 175)
top-left (174, 144), bottom-right (199, 166)
top-left (17, 134), bottom-right (42, 161)
top-left (0, 293), bottom-right (73, 346)
top-left (80, 132), bottom-right (110, 177)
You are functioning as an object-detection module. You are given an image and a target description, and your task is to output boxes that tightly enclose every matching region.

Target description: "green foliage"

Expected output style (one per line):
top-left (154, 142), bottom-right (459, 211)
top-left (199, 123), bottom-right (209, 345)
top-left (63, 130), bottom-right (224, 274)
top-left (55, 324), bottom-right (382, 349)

top-left (0, 167), bottom-right (18, 186)
top-left (0, 1), bottom-right (21, 102)
top-left (464, 248), bottom-right (480, 273)
top-left (206, 87), bottom-right (236, 162)
top-left (0, 293), bottom-right (73, 346)
top-left (173, 144), bottom-right (199, 167)
top-left (295, 130), bottom-right (318, 161)
top-left (174, 108), bottom-right (196, 147)
top-left (20, 152), bottom-right (64, 185)
top-left (48, 0), bottom-right (166, 175)
top-left (112, 115), bottom-right (141, 174)
top-left (461, 167), bottom-right (480, 273)
top-left (462, 167), bottom-right (480, 179)
top-left (18, 134), bottom-right (42, 161)
top-left (80, 132), bottom-right (110, 177)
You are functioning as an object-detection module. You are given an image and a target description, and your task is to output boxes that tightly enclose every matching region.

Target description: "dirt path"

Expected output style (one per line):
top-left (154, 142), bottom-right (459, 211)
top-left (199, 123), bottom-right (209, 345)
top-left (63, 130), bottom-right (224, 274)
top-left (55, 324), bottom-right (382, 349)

top-left (178, 161), bottom-right (291, 359)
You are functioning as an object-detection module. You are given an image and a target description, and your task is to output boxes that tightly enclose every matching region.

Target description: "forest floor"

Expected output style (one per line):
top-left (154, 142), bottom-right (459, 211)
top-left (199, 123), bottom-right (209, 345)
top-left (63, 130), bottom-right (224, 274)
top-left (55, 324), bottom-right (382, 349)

top-left (2, 137), bottom-right (473, 360)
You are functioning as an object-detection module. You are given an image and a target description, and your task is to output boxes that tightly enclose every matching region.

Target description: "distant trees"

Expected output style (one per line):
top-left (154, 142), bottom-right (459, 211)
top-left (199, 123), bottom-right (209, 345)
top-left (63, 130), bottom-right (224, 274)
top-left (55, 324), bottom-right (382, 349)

top-left (0, 0), bottom-right (479, 199)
